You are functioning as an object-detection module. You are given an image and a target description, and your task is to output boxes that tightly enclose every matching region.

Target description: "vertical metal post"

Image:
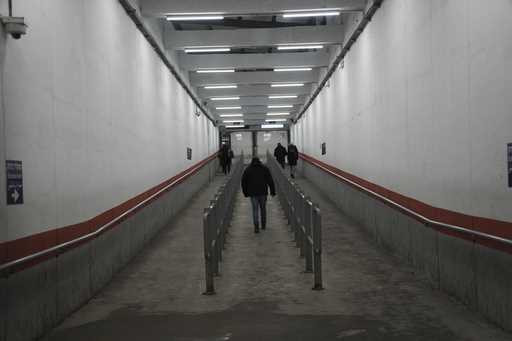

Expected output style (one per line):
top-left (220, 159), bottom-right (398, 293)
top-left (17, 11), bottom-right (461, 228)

top-left (312, 205), bottom-right (323, 290)
top-left (304, 199), bottom-right (313, 273)
top-left (299, 193), bottom-right (307, 257)
top-left (209, 202), bottom-right (220, 276)
top-left (203, 209), bottom-right (215, 295)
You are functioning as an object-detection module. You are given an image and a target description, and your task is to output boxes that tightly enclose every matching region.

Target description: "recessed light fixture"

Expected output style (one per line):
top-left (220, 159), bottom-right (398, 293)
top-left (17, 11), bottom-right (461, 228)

top-left (268, 95), bottom-right (298, 99)
top-left (211, 97), bottom-right (240, 101)
top-left (220, 114), bottom-right (243, 117)
top-left (265, 118), bottom-right (287, 122)
top-left (185, 48), bottom-right (231, 53)
top-left (223, 120), bottom-right (244, 123)
top-left (266, 112), bottom-right (290, 116)
top-left (274, 67), bottom-right (313, 72)
top-left (197, 69), bottom-right (235, 73)
top-left (261, 124), bottom-right (284, 129)
top-left (167, 15), bottom-right (224, 21)
top-left (282, 11), bottom-right (340, 18)
top-left (225, 125), bottom-right (243, 128)
top-left (204, 85), bottom-right (238, 89)
top-left (271, 83), bottom-right (304, 88)
top-left (217, 106), bottom-right (242, 110)
top-left (268, 105), bottom-right (293, 109)
top-left (277, 45), bottom-right (323, 50)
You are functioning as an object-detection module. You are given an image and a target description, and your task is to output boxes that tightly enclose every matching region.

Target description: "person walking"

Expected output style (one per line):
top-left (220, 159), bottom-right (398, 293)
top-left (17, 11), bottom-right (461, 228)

top-left (241, 157), bottom-right (276, 233)
top-left (287, 143), bottom-right (299, 178)
top-left (218, 145), bottom-right (229, 175)
top-left (273, 143), bottom-right (287, 169)
top-left (226, 148), bottom-right (234, 173)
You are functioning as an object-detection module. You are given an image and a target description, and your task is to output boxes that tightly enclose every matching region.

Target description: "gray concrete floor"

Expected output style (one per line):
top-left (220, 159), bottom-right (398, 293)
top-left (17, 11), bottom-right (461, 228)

top-left (43, 174), bottom-right (511, 340)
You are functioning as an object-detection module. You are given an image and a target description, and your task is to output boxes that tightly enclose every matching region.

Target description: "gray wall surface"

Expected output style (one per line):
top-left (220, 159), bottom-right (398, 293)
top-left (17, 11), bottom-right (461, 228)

top-left (0, 0), bottom-right (218, 242)
top-left (291, 0), bottom-right (512, 225)
top-left (0, 160), bottom-right (217, 341)
top-left (297, 159), bottom-right (512, 332)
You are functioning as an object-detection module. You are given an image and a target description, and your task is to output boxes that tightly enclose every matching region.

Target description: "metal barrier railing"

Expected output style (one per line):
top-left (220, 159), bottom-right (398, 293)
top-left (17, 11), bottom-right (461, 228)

top-left (266, 151), bottom-right (323, 290)
top-left (202, 155), bottom-right (244, 295)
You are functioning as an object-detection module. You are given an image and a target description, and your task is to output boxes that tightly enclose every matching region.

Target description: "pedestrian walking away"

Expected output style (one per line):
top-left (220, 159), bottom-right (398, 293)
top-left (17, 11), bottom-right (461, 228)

top-left (287, 143), bottom-right (299, 178)
top-left (241, 157), bottom-right (276, 233)
top-left (218, 144), bottom-right (230, 175)
top-left (274, 143), bottom-right (287, 169)
top-left (226, 148), bottom-right (234, 173)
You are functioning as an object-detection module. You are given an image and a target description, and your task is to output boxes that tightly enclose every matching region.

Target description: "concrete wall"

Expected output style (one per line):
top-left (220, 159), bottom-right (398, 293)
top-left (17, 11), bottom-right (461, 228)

top-left (2, 160), bottom-right (217, 341)
top-left (0, 0), bottom-right (218, 241)
top-left (230, 131), bottom-right (252, 158)
top-left (292, 0), bottom-right (512, 332)
top-left (256, 130), bottom-right (288, 159)
top-left (292, 0), bottom-right (512, 224)
top-left (297, 159), bottom-right (512, 331)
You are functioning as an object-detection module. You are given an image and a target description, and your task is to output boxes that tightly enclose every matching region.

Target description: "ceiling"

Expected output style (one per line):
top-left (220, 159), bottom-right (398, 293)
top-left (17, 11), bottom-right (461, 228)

top-left (139, 0), bottom-right (369, 131)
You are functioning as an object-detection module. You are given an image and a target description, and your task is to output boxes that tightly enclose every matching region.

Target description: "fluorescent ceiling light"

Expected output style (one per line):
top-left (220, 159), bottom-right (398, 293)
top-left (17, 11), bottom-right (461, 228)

top-left (277, 45), bottom-right (323, 50)
top-left (197, 69), bottom-right (235, 73)
top-left (225, 125), bottom-right (243, 128)
top-left (282, 8), bottom-right (340, 12)
top-left (204, 85), bottom-right (238, 89)
top-left (220, 114), bottom-right (243, 117)
top-left (167, 15), bottom-right (224, 21)
top-left (261, 124), bottom-right (284, 129)
top-left (223, 120), bottom-right (244, 123)
top-left (185, 48), bottom-right (231, 53)
top-left (217, 106), bottom-right (242, 110)
top-left (211, 97), bottom-right (240, 101)
top-left (268, 105), bottom-right (293, 108)
top-left (266, 118), bottom-right (287, 122)
top-left (283, 11), bottom-right (340, 18)
top-left (267, 112), bottom-right (290, 116)
top-left (271, 83), bottom-right (304, 88)
top-left (268, 95), bottom-right (297, 99)
top-left (274, 68), bottom-right (313, 72)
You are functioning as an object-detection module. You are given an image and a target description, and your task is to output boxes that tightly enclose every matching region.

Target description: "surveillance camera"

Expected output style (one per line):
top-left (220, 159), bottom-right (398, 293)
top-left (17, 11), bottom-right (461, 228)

top-left (1, 17), bottom-right (27, 40)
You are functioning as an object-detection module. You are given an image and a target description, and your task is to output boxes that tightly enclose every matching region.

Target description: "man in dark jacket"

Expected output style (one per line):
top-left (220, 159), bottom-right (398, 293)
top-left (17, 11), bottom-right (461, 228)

top-left (218, 145), bottom-right (230, 174)
top-left (273, 143), bottom-right (287, 169)
top-left (287, 143), bottom-right (299, 178)
top-left (241, 157), bottom-right (276, 233)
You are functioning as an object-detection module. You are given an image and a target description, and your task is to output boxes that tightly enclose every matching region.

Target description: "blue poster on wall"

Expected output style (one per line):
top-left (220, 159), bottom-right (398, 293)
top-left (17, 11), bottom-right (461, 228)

top-left (6, 160), bottom-right (23, 205)
top-left (508, 143), bottom-right (512, 188)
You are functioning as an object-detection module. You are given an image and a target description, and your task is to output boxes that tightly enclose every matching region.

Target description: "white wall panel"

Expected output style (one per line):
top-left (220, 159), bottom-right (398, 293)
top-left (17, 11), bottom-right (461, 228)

top-left (1, 0), bottom-right (218, 240)
top-left (292, 0), bottom-right (512, 223)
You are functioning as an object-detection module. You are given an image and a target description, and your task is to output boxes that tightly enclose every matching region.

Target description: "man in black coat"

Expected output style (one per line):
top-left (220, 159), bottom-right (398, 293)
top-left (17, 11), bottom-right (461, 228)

top-left (241, 157), bottom-right (276, 233)
top-left (273, 143), bottom-right (287, 169)
top-left (287, 143), bottom-right (299, 178)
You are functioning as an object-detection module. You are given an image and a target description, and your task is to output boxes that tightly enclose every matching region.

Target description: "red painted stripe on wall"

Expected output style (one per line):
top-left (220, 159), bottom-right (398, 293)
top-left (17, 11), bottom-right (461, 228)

top-left (0, 153), bottom-right (217, 270)
top-left (300, 153), bottom-right (512, 253)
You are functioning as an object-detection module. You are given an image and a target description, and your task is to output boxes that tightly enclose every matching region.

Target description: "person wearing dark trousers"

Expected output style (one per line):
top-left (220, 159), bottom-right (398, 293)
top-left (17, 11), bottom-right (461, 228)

top-left (219, 145), bottom-right (230, 175)
top-left (241, 157), bottom-right (276, 233)
top-left (273, 143), bottom-right (287, 169)
top-left (226, 148), bottom-right (234, 173)
top-left (287, 143), bottom-right (299, 178)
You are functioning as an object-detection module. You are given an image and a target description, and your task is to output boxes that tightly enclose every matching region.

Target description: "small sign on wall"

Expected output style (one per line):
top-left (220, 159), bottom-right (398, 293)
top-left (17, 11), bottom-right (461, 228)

top-left (6, 160), bottom-right (23, 205)
top-left (187, 147), bottom-right (192, 160)
top-left (321, 142), bottom-right (326, 155)
top-left (508, 143), bottom-right (512, 188)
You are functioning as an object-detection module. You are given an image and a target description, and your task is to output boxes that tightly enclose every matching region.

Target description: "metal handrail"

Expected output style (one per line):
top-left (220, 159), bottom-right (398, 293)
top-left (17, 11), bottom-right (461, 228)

top-left (0, 155), bottom-right (217, 274)
top-left (203, 155), bottom-right (244, 295)
top-left (300, 154), bottom-right (512, 247)
top-left (267, 151), bottom-right (323, 290)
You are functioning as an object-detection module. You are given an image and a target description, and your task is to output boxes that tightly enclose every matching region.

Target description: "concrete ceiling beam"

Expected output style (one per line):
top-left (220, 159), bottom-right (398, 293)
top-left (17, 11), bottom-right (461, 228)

top-left (206, 96), bottom-right (305, 106)
top-left (141, 0), bottom-right (366, 16)
top-left (190, 70), bottom-right (319, 86)
top-left (179, 52), bottom-right (330, 71)
top-left (166, 25), bottom-right (344, 50)
top-left (196, 83), bottom-right (313, 97)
